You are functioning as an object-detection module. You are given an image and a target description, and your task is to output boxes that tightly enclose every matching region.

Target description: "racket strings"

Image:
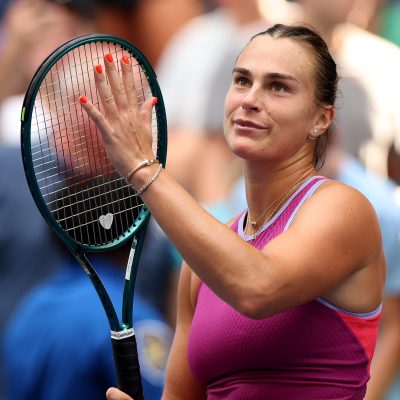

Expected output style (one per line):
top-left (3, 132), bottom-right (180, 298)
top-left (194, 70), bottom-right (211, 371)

top-left (47, 176), bottom-right (132, 211)
top-left (30, 41), bottom-right (158, 246)
top-left (39, 164), bottom-right (116, 198)
top-left (31, 116), bottom-right (158, 171)
top-left (57, 186), bottom-right (142, 226)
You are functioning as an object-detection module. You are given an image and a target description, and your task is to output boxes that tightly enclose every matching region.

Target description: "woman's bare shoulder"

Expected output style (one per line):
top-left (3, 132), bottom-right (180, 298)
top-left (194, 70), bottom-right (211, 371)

top-left (294, 178), bottom-right (382, 256)
top-left (305, 179), bottom-right (379, 220)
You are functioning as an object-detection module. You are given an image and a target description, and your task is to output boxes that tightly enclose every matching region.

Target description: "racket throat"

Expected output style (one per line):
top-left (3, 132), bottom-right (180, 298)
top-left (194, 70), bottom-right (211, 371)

top-left (73, 248), bottom-right (121, 332)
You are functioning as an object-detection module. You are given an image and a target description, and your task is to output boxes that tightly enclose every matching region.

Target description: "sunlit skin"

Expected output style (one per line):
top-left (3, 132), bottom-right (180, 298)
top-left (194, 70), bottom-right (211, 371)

top-left (224, 35), bottom-right (333, 218)
top-left (225, 36), bottom-right (320, 164)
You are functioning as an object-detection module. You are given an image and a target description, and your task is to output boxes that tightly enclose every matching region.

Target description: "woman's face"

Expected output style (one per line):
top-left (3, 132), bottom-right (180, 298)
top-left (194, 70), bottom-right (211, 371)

top-left (224, 35), bottom-right (323, 165)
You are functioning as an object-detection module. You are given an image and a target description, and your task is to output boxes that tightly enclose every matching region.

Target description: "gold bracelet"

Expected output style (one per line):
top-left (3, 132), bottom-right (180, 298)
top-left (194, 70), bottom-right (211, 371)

top-left (136, 164), bottom-right (163, 196)
top-left (126, 159), bottom-right (159, 182)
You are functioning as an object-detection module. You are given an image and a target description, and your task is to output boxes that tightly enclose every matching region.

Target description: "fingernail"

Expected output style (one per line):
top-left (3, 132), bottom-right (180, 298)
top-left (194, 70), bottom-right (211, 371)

top-left (79, 95), bottom-right (87, 104)
top-left (152, 97), bottom-right (158, 106)
top-left (105, 53), bottom-right (113, 62)
top-left (122, 55), bottom-right (130, 65)
top-left (95, 64), bottom-right (103, 74)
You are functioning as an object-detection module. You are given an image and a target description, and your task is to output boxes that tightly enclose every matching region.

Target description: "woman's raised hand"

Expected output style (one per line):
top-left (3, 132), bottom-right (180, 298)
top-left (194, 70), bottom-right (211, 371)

top-left (79, 53), bottom-right (157, 181)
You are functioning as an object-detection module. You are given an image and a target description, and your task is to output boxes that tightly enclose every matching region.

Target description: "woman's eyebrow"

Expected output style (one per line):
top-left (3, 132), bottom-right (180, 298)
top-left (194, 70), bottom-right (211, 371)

top-left (232, 67), bottom-right (250, 75)
top-left (266, 72), bottom-right (298, 83)
top-left (232, 67), bottom-right (298, 83)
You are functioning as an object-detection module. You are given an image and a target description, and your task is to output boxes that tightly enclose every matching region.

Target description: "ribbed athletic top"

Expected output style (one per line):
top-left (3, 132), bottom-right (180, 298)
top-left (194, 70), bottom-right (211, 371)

top-left (188, 176), bottom-right (381, 400)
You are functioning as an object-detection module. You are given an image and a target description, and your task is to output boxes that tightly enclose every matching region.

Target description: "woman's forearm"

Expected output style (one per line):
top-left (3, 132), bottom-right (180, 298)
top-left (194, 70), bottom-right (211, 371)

top-left (138, 166), bottom-right (270, 314)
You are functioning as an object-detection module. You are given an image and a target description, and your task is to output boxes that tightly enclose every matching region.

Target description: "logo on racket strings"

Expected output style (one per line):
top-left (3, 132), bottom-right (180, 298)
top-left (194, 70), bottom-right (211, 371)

top-left (99, 213), bottom-right (114, 229)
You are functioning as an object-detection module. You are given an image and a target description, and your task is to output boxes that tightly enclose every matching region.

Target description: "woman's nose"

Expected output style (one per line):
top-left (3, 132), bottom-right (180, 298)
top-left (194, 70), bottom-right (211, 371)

top-left (240, 89), bottom-right (261, 111)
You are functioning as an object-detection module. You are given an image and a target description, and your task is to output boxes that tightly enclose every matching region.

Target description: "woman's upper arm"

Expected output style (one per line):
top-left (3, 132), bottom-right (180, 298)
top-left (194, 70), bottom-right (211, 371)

top-left (162, 263), bottom-right (206, 400)
top-left (255, 182), bottom-right (384, 315)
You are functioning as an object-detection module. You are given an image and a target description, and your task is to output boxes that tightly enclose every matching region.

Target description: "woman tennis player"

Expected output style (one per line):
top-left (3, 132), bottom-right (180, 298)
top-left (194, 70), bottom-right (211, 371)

top-left (80, 24), bottom-right (385, 399)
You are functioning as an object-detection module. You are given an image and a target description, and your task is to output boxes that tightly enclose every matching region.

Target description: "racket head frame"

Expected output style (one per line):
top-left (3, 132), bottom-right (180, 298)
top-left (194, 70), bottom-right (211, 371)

top-left (20, 33), bottom-right (167, 254)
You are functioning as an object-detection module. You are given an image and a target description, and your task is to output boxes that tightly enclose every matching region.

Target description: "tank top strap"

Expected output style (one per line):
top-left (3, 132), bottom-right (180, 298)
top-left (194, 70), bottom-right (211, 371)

top-left (232, 176), bottom-right (328, 249)
top-left (282, 176), bottom-right (328, 231)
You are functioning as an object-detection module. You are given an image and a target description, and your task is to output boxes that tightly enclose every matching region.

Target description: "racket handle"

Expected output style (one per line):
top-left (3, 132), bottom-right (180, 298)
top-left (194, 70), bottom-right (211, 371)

top-left (111, 331), bottom-right (144, 400)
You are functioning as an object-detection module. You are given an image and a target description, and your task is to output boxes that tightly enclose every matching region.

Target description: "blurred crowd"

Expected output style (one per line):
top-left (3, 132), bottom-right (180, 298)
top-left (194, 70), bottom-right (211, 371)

top-left (0, 0), bottom-right (400, 399)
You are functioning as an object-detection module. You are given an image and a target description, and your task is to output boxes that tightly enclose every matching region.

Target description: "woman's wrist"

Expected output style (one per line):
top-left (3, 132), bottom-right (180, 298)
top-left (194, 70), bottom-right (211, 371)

top-left (136, 164), bottom-right (163, 196)
top-left (125, 159), bottom-right (159, 182)
top-left (127, 162), bottom-right (163, 194)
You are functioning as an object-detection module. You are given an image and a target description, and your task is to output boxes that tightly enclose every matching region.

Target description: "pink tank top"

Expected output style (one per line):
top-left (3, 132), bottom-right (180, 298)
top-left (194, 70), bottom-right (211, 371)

top-left (188, 176), bottom-right (381, 400)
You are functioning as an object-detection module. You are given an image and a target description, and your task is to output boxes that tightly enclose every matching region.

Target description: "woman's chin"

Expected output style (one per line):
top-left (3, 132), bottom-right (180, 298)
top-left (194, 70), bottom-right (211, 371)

top-left (226, 134), bottom-right (269, 160)
top-left (230, 146), bottom-right (260, 161)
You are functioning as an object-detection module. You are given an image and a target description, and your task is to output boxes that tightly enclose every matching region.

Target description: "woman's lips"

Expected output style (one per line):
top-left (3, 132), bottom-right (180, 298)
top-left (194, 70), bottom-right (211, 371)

top-left (234, 119), bottom-right (266, 130)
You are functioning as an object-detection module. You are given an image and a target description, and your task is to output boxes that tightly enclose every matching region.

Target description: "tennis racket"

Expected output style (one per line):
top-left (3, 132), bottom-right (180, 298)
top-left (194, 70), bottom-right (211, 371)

top-left (20, 34), bottom-right (167, 400)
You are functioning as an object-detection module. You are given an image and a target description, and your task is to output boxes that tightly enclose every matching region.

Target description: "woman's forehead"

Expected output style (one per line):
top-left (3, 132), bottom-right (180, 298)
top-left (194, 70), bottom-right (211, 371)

top-left (236, 35), bottom-right (315, 81)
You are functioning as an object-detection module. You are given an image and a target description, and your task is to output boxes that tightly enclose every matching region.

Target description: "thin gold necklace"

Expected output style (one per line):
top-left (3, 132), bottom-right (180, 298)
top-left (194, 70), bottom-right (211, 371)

top-left (247, 184), bottom-right (295, 228)
top-left (246, 175), bottom-right (311, 240)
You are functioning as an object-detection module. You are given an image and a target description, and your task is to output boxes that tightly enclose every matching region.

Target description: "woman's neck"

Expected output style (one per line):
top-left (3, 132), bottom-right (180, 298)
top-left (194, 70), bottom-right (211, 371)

top-left (243, 161), bottom-right (316, 219)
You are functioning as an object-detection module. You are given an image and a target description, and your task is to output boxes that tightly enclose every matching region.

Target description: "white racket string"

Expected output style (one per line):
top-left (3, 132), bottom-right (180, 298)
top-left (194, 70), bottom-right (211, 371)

top-left (30, 41), bottom-right (158, 246)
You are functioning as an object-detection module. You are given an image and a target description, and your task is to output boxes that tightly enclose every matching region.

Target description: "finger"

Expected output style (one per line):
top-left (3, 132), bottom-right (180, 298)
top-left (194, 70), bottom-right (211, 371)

top-left (94, 64), bottom-right (119, 118)
top-left (106, 387), bottom-right (133, 400)
top-left (120, 55), bottom-right (139, 111)
top-left (139, 96), bottom-right (157, 129)
top-left (104, 53), bottom-right (128, 109)
top-left (79, 95), bottom-right (114, 140)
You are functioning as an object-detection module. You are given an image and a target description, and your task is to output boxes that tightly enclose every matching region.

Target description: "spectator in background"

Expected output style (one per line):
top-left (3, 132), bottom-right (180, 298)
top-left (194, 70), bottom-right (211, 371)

top-left (0, 0), bottom-right (203, 145)
top-left (0, 147), bottom-right (63, 400)
top-left (346, 0), bottom-right (384, 33)
top-left (2, 243), bottom-right (173, 400)
top-left (94, 0), bottom-right (204, 70)
top-left (0, 0), bottom-right (96, 144)
top-left (294, 0), bottom-right (400, 183)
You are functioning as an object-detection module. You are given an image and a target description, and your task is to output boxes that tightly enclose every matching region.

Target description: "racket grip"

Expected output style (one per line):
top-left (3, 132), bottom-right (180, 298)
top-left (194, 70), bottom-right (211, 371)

top-left (111, 331), bottom-right (144, 400)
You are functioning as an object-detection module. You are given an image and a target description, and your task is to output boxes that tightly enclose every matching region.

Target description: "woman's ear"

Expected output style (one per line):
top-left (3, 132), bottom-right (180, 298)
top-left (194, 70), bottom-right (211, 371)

top-left (314, 106), bottom-right (335, 136)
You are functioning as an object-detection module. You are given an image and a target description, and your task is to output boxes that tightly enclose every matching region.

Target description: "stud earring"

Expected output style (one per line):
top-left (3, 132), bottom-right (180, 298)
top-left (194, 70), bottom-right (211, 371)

top-left (308, 127), bottom-right (318, 140)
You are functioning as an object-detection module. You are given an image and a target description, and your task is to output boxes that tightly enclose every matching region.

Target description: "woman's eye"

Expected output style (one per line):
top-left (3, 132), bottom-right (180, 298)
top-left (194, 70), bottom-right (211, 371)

top-left (272, 83), bottom-right (286, 92)
top-left (235, 77), bottom-right (249, 87)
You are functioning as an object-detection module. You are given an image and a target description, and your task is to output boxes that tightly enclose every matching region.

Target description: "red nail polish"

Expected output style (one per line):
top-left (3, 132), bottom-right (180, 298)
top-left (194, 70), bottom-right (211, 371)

top-left (79, 95), bottom-right (88, 104)
top-left (122, 55), bottom-right (130, 65)
top-left (95, 64), bottom-right (102, 74)
top-left (106, 53), bottom-right (113, 62)
top-left (152, 97), bottom-right (158, 107)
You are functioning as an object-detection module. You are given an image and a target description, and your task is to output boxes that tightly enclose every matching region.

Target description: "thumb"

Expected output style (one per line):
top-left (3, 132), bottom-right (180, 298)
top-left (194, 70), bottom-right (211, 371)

top-left (106, 387), bottom-right (134, 400)
top-left (139, 96), bottom-right (157, 128)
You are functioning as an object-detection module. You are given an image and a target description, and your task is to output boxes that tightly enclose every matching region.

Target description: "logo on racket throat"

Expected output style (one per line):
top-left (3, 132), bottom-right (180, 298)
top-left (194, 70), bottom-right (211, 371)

top-left (99, 213), bottom-right (114, 229)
